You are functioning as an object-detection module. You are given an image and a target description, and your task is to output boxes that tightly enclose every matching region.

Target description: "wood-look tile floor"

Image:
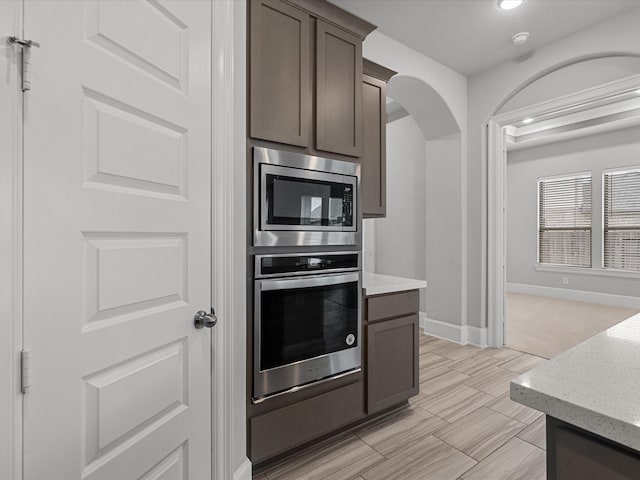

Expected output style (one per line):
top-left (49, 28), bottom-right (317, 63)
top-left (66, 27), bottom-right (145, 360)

top-left (253, 334), bottom-right (548, 480)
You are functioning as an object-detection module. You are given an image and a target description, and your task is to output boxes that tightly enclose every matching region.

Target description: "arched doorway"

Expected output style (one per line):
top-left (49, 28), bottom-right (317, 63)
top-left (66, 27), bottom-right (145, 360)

top-left (487, 58), bottom-right (640, 350)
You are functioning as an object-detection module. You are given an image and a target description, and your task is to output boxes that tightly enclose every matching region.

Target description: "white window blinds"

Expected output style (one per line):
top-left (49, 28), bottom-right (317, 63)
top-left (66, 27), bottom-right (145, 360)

top-left (538, 174), bottom-right (592, 267)
top-left (603, 168), bottom-right (640, 272)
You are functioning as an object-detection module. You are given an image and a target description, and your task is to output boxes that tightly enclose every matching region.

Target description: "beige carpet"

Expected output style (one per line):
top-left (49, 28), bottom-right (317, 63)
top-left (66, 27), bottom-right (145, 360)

top-left (506, 293), bottom-right (639, 359)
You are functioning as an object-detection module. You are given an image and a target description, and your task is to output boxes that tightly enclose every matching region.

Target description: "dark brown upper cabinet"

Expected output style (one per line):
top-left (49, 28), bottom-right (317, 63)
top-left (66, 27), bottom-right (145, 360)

top-left (249, 0), bottom-right (375, 157)
top-left (362, 59), bottom-right (397, 218)
top-left (250, 0), bottom-right (311, 147)
top-left (316, 20), bottom-right (362, 157)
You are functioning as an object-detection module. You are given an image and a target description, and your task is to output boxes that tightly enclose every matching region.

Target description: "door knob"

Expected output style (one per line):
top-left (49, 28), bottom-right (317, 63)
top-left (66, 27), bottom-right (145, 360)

top-left (194, 309), bottom-right (217, 329)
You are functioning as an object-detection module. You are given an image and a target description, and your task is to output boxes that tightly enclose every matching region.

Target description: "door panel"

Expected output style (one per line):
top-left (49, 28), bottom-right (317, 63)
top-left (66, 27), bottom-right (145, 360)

top-left (82, 92), bottom-right (188, 198)
top-left (22, 2), bottom-right (212, 479)
top-left (84, 0), bottom-right (187, 90)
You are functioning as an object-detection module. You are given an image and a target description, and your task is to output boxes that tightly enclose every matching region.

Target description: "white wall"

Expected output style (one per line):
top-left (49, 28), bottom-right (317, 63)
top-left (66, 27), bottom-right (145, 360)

top-left (467, 7), bottom-right (640, 329)
top-left (369, 117), bottom-right (465, 328)
top-left (426, 134), bottom-right (464, 325)
top-left (499, 56), bottom-right (640, 114)
top-left (359, 5), bottom-right (640, 335)
top-left (373, 115), bottom-right (427, 311)
top-left (507, 126), bottom-right (640, 297)
top-left (362, 218), bottom-right (376, 273)
top-left (362, 31), bottom-right (467, 329)
top-left (362, 31), bottom-right (467, 134)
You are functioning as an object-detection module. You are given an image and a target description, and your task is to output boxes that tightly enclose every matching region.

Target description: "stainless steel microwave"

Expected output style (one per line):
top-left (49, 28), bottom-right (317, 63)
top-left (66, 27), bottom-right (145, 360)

top-left (253, 147), bottom-right (360, 247)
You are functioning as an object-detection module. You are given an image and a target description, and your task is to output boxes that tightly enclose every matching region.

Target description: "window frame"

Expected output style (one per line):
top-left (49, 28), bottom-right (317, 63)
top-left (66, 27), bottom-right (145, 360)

top-left (537, 171), bottom-right (593, 268)
top-left (602, 165), bottom-right (640, 273)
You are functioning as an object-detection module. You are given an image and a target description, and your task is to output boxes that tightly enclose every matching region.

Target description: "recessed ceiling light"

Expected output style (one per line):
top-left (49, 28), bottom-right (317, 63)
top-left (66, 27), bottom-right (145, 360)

top-left (636, 88), bottom-right (640, 94)
top-left (498, 0), bottom-right (524, 10)
top-left (511, 32), bottom-right (530, 46)
top-left (522, 118), bottom-right (534, 124)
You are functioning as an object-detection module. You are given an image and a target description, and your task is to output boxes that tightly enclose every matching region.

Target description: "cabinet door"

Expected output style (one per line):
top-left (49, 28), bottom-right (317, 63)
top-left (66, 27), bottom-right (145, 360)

top-left (549, 418), bottom-right (640, 480)
top-left (362, 74), bottom-right (386, 217)
top-left (366, 315), bottom-right (419, 414)
top-left (250, 0), bottom-right (311, 147)
top-left (316, 20), bottom-right (362, 157)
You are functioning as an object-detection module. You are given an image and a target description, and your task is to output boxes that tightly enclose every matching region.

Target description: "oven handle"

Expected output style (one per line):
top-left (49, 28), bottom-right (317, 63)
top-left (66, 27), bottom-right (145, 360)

top-left (257, 272), bottom-right (360, 292)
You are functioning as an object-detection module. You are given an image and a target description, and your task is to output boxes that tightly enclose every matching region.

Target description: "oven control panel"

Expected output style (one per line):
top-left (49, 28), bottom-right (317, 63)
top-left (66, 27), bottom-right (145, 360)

top-left (256, 252), bottom-right (360, 278)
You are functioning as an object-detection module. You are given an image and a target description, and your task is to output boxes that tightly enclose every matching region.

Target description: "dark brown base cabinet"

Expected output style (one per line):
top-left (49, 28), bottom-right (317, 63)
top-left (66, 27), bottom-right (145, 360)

top-left (365, 290), bottom-right (420, 414)
top-left (250, 380), bottom-right (365, 464)
top-left (249, 289), bottom-right (421, 467)
top-left (547, 416), bottom-right (640, 480)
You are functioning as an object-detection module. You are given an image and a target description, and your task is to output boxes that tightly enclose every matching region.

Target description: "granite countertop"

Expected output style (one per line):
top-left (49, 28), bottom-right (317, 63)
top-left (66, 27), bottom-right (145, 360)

top-left (362, 272), bottom-right (427, 296)
top-left (511, 312), bottom-right (640, 451)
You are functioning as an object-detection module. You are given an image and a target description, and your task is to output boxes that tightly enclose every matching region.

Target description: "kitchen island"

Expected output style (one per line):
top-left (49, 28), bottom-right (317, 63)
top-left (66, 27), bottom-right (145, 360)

top-left (511, 312), bottom-right (640, 479)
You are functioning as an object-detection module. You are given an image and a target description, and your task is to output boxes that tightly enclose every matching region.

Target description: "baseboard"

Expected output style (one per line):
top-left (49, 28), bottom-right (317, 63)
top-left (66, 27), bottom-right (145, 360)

top-left (419, 312), bottom-right (489, 347)
top-left (507, 282), bottom-right (640, 310)
top-left (420, 312), bottom-right (466, 344)
top-left (467, 325), bottom-right (488, 348)
top-left (233, 458), bottom-right (252, 480)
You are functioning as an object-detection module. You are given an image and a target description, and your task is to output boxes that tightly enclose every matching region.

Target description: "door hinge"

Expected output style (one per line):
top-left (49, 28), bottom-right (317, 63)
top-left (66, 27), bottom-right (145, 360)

top-left (7, 36), bottom-right (40, 92)
top-left (20, 349), bottom-right (31, 395)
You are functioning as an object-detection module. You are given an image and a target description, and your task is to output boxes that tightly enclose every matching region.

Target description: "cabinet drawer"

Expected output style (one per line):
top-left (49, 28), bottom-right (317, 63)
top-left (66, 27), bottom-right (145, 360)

top-left (250, 380), bottom-right (364, 463)
top-left (366, 290), bottom-right (419, 323)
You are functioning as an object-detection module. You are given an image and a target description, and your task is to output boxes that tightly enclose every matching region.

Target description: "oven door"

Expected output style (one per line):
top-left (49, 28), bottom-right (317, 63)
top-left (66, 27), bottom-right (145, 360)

top-left (254, 272), bottom-right (361, 400)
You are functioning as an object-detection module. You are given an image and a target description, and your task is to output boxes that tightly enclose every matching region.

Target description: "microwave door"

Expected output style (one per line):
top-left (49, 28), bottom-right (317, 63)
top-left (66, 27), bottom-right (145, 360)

top-left (261, 164), bottom-right (351, 232)
top-left (253, 148), bottom-right (360, 246)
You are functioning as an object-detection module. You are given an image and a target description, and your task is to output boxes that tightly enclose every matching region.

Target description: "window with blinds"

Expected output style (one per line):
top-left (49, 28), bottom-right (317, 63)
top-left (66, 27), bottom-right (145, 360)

top-left (603, 167), bottom-right (640, 272)
top-left (538, 174), bottom-right (592, 267)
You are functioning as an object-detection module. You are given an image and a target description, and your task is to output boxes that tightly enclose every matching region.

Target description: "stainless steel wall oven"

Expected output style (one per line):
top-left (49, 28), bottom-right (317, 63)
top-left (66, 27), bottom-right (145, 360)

top-left (253, 252), bottom-right (361, 401)
top-left (254, 147), bottom-right (360, 247)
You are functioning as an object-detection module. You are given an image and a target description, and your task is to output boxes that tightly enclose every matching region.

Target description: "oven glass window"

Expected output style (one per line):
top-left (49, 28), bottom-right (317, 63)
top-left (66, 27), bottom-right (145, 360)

top-left (265, 174), bottom-right (353, 228)
top-left (259, 281), bottom-right (358, 371)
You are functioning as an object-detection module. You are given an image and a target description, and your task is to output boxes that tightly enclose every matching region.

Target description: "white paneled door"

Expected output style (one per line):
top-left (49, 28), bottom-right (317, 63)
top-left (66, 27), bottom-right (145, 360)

top-left (22, 1), bottom-right (213, 479)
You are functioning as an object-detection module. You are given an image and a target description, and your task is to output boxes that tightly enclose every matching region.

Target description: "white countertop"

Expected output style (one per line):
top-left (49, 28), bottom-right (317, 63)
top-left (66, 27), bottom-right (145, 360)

top-left (362, 272), bottom-right (427, 296)
top-left (511, 312), bottom-right (640, 451)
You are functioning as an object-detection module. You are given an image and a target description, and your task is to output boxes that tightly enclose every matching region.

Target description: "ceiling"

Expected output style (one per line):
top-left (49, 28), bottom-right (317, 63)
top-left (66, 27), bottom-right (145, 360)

top-left (505, 88), bottom-right (640, 150)
top-left (330, 0), bottom-right (640, 76)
